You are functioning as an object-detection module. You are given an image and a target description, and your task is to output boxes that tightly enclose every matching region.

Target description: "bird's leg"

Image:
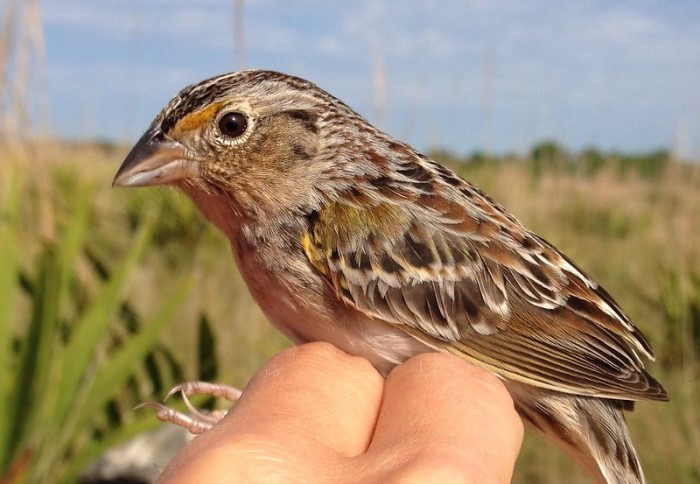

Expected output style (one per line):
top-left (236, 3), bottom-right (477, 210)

top-left (166, 381), bottom-right (243, 402)
top-left (138, 381), bottom-right (243, 434)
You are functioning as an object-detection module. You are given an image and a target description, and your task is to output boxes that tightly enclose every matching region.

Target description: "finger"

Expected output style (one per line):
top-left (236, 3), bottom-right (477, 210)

top-left (364, 352), bottom-right (523, 482)
top-left (221, 342), bottom-right (384, 457)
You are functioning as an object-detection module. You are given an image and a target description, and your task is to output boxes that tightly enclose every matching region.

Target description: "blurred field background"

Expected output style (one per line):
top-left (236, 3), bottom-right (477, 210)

top-left (2, 1), bottom-right (699, 483)
top-left (3, 140), bottom-right (698, 483)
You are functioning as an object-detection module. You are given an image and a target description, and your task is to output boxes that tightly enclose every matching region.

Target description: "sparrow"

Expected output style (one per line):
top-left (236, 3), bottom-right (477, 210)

top-left (113, 70), bottom-right (668, 483)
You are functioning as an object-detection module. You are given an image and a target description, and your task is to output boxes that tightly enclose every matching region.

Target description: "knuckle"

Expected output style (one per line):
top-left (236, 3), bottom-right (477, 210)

top-left (383, 452), bottom-right (473, 483)
top-left (282, 342), bottom-right (379, 376)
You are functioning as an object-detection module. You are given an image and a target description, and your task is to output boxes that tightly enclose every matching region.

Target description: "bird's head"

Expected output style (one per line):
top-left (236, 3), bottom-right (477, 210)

top-left (113, 70), bottom-right (368, 222)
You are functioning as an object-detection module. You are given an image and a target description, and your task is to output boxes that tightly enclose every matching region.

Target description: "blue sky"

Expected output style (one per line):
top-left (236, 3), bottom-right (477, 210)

top-left (38, 0), bottom-right (700, 157)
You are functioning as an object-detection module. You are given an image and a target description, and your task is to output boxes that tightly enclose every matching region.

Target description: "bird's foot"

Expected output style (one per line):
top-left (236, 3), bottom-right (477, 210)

top-left (138, 381), bottom-right (242, 434)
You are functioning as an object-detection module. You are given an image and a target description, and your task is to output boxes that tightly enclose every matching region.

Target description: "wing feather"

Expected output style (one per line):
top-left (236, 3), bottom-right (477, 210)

top-left (302, 164), bottom-right (668, 402)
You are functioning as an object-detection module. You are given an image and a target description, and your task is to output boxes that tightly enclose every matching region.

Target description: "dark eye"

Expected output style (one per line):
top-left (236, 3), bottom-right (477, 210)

top-left (217, 112), bottom-right (247, 138)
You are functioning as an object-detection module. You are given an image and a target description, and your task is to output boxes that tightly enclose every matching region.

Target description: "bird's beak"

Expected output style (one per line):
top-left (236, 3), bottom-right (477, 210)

top-left (112, 127), bottom-right (199, 187)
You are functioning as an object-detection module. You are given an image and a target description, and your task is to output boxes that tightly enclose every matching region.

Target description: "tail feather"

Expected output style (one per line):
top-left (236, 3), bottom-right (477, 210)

top-left (507, 381), bottom-right (645, 484)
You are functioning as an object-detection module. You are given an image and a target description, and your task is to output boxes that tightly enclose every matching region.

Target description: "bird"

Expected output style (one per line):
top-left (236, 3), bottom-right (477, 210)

top-left (112, 70), bottom-right (668, 483)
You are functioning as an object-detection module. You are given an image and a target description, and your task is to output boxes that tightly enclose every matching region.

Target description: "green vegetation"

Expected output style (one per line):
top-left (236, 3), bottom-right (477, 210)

top-left (1, 141), bottom-right (698, 482)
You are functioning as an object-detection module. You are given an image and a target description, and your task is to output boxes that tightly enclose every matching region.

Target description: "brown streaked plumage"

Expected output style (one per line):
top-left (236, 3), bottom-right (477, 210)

top-left (113, 70), bottom-right (667, 483)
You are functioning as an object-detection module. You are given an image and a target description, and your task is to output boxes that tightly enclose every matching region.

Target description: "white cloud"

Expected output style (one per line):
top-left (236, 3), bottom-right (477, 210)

top-left (39, 0), bottom-right (700, 155)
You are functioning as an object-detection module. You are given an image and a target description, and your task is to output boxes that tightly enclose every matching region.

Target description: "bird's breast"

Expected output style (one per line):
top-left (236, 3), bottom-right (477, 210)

top-left (229, 229), bottom-right (432, 376)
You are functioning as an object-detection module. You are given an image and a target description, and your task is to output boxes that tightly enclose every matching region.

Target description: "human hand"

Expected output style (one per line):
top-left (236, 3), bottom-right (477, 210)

top-left (159, 342), bottom-right (523, 483)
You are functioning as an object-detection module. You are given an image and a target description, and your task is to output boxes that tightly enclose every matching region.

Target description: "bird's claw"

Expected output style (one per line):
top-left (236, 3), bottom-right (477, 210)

top-left (165, 381), bottom-right (243, 402)
top-left (138, 381), bottom-right (242, 434)
top-left (136, 401), bottom-right (215, 434)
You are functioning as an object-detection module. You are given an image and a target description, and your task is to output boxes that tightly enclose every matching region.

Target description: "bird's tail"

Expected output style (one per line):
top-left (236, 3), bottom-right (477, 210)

top-left (507, 381), bottom-right (645, 484)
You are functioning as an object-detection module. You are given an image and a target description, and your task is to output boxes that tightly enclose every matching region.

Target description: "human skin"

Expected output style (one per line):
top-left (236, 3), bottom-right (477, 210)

top-left (159, 342), bottom-right (523, 483)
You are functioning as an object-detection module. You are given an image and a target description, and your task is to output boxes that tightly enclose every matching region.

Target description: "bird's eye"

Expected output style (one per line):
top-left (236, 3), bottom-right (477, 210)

top-left (217, 112), bottom-right (248, 138)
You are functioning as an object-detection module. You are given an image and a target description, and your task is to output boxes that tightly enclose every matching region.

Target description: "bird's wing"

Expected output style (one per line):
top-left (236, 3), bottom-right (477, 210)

top-left (302, 173), bottom-right (667, 402)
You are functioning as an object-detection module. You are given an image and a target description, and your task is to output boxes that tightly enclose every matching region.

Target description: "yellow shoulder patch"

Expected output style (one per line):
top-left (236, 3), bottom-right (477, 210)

top-left (301, 231), bottom-right (328, 276)
top-left (315, 201), bottom-right (411, 248)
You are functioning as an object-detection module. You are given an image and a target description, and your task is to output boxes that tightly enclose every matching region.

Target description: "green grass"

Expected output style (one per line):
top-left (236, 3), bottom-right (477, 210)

top-left (1, 142), bottom-right (698, 482)
top-left (0, 150), bottom-right (198, 482)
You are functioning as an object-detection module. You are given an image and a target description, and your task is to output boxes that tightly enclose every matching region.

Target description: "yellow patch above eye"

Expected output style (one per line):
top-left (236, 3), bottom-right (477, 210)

top-left (172, 100), bottom-right (228, 135)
